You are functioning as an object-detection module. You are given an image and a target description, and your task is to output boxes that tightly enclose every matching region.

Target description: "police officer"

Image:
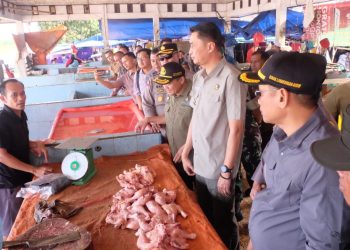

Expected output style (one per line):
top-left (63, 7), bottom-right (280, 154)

top-left (136, 62), bottom-right (195, 189)
top-left (142, 48), bottom-right (167, 136)
top-left (158, 43), bottom-right (194, 81)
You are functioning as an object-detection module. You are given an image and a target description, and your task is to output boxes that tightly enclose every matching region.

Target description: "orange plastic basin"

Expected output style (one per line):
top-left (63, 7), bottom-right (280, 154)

top-left (49, 100), bottom-right (144, 140)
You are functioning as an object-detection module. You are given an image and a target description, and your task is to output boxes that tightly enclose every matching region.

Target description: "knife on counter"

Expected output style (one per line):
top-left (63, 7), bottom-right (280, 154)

top-left (3, 230), bottom-right (81, 249)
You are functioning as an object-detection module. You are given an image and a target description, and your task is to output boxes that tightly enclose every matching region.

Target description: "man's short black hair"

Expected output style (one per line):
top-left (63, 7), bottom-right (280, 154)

top-left (252, 50), bottom-right (270, 62)
top-left (122, 52), bottom-right (136, 59)
top-left (160, 38), bottom-right (172, 45)
top-left (151, 47), bottom-right (159, 55)
top-left (119, 44), bottom-right (129, 52)
top-left (104, 49), bottom-right (113, 55)
top-left (190, 22), bottom-right (225, 52)
top-left (136, 48), bottom-right (151, 57)
top-left (114, 51), bottom-right (124, 56)
top-left (0, 79), bottom-right (24, 95)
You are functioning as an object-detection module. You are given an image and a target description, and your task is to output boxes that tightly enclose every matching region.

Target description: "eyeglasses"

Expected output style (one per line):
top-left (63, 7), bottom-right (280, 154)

top-left (254, 89), bottom-right (278, 97)
top-left (159, 54), bottom-right (173, 61)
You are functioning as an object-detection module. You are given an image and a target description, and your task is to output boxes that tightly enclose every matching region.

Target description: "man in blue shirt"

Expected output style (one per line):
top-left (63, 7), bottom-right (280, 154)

top-left (239, 52), bottom-right (347, 250)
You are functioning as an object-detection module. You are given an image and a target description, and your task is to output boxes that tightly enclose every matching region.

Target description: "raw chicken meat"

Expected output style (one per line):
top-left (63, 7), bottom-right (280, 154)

top-left (106, 164), bottom-right (196, 249)
top-left (162, 203), bottom-right (188, 221)
top-left (154, 189), bottom-right (177, 205)
top-left (117, 164), bottom-right (156, 190)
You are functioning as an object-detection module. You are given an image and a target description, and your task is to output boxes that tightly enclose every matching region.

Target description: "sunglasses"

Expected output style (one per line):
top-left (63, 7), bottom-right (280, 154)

top-left (159, 54), bottom-right (173, 61)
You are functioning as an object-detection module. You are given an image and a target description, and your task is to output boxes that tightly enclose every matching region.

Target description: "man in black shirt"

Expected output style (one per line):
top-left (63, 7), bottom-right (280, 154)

top-left (0, 79), bottom-right (52, 237)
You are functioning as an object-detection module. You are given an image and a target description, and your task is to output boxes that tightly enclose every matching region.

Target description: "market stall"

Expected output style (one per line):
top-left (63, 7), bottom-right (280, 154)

top-left (8, 144), bottom-right (226, 250)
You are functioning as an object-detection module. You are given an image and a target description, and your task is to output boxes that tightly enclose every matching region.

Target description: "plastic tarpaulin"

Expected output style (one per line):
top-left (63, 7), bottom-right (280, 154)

top-left (234, 10), bottom-right (304, 40)
top-left (159, 18), bottom-right (224, 38)
top-left (107, 19), bottom-right (154, 40)
top-left (106, 18), bottom-right (224, 40)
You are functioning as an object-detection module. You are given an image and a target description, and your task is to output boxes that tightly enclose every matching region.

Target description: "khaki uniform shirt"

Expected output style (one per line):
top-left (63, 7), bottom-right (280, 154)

top-left (165, 81), bottom-right (193, 157)
top-left (191, 58), bottom-right (247, 179)
top-left (142, 74), bottom-right (167, 117)
top-left (113, 71), bottom-right (135, 97)
top-left (142, 74), bottom-right (167, 137)
top-left (324, 83), bottom-right (350, 120)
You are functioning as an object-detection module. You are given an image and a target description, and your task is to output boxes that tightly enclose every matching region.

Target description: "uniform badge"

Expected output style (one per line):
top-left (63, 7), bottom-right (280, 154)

top-left (157, 96), bottom-right (163, 103)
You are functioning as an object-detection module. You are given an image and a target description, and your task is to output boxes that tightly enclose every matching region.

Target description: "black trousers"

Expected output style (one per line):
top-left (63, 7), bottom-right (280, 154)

top-left (173, 161), bottom-right (195, 190)
top-left (195, 175), bottom-right (239, 250)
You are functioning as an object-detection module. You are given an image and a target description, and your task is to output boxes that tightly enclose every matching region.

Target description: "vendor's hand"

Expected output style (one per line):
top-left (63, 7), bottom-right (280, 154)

top-left (32, 165), bottom-right (52, 177)
top-left (181, 154), bottom-right (195, 176)
top-left (30, 141), bottom-right (49, 163)
top-left (173, 145), bottom-right (184, 163)
top-left (135, 118), bottom-right (149, 133)
top-left (217, 174), bottom-right (232, 197)
top-left (250, 181), bottom-right (266, 200)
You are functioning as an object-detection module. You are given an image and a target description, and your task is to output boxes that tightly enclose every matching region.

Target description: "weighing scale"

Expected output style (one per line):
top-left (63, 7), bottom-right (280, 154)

top-left (56, 137), bottom-right (97, 185)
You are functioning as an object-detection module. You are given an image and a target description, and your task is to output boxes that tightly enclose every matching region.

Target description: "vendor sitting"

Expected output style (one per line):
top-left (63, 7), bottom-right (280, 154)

top-left (0, 79), bottom-right (52, 238)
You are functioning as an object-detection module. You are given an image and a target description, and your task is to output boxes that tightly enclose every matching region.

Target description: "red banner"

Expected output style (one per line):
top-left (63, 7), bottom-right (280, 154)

top-left (303, 2), bottom-right (350, 41)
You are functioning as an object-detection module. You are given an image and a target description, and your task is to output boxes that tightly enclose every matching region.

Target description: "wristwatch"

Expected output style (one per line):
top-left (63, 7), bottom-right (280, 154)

top-left (220, 165), bottom-right (233, 174)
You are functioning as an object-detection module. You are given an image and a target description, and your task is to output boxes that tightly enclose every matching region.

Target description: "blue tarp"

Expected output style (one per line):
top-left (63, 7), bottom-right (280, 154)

top-left (104, 12), bottom-right (303, 41)
top-left (107, 19), bottom-right (154, 40)
top-left (106, 18), bottom-right (224, 40)
top-left (233, 10), bottom-right (304, 40)
top-left (159, 18), bottom-right (224, 38)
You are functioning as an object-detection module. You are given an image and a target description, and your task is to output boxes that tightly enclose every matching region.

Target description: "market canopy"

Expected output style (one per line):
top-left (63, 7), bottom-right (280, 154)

top-left (107, 19), bottom-right (154, 40)
top-left (159, 18), bottom-right (224, 38)
top-left (233, 9), bottom-right (304, 40)
top-left (106, 18), bottom-right (225, 40)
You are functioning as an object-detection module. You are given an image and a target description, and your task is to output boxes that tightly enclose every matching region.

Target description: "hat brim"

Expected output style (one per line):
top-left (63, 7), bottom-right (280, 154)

top-left (158, 50), bottom-right (175, 56)
top-left (238, 72), bottom-right (263, 86)
top-left (311, 135), bottom-right (350, 171)
top-left (154, 77), bottom-right (170, 85)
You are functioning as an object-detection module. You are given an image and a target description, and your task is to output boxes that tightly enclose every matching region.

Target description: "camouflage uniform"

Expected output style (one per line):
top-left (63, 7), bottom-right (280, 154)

top-left (235, 86), bottom-right (262, 220)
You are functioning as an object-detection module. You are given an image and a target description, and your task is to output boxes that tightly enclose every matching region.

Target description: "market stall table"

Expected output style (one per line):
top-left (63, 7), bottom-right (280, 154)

top-left (8, 145), bottom-right (226, 250)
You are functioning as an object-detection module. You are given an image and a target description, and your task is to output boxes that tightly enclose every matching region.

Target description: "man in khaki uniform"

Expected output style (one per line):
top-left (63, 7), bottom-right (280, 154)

top-left (142, 48), bottom-right (167, 136)
top-left (94, 52), bottom-right (139, 107)
top-left (136, 62), bottom-right (194, 189)
top-left (324, 83), bottom-right (350, 121)
top-left (181, 22), bottom-right (246, 249)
